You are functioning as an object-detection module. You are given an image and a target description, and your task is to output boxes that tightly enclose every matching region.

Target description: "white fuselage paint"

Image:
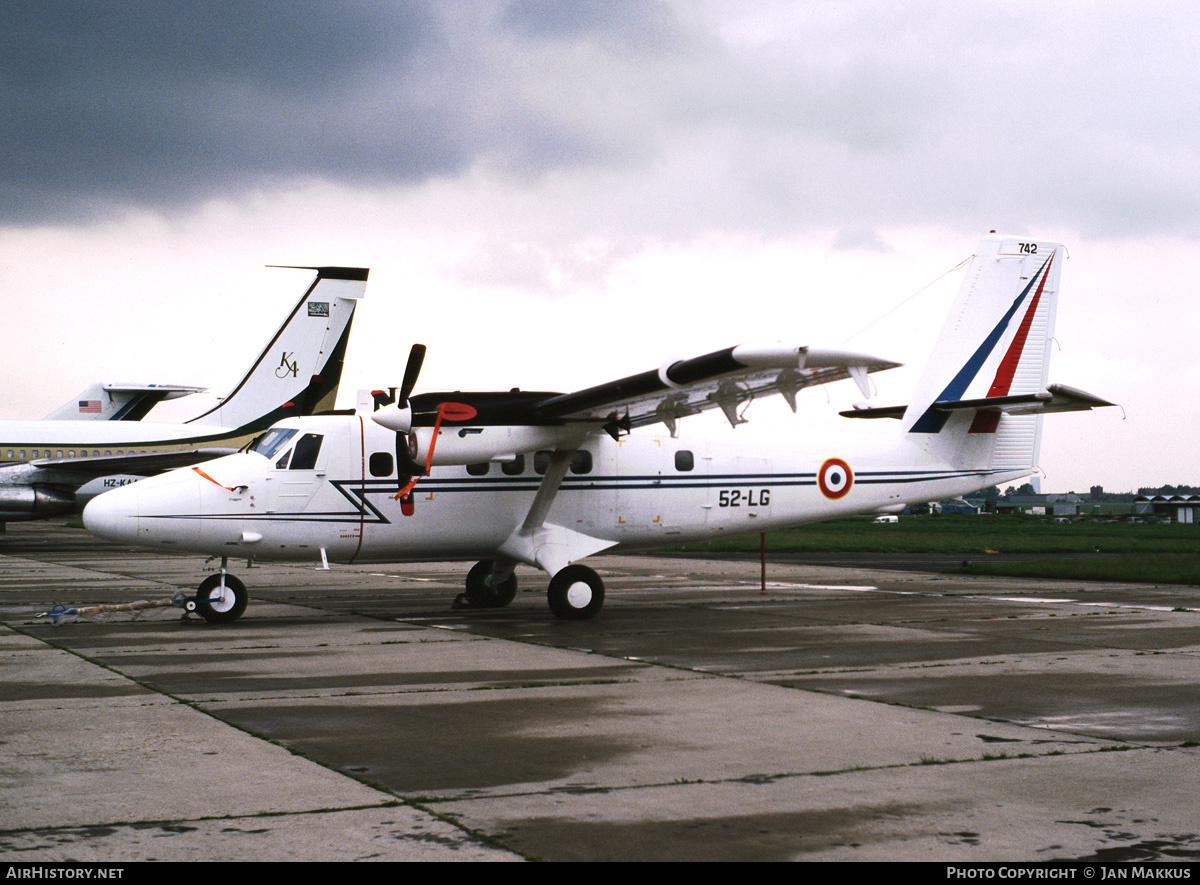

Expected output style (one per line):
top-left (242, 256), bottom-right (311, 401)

top-left (84, 413), bottom-right (1028, 568)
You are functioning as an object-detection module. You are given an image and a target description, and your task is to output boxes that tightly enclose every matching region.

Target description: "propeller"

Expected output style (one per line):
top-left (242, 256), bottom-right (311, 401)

top-left (371, 344), bottom-right (426, 434)
top-left (369, 342), bottom-right (482, 501)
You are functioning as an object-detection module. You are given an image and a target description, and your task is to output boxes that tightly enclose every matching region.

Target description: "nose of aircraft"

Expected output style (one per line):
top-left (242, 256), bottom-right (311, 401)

top-left (82, 482), bottom-right (141, 544)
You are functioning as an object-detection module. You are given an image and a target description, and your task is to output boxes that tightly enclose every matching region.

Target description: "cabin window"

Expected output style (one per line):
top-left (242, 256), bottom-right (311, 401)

top-left (369, 452), bottom-right (393, 477)
top-left (532, 450), bottom-right (594, 475)
top-left (5, 450), bottom-right (11, 459)
top-left (675, 450), bottom-right (694, 472)
top-left (68, 451), bottom-right (75, 458)
top-left (290, 434), bottom-right (323, 470)
top-left (56, 450), bottom-right (63, 458)
top-left (466, 462), bottom-right (490, 476)
top-left (501, 454), bottom-right (525, 476)
top-left (20, 450), bottom-right (27, 459)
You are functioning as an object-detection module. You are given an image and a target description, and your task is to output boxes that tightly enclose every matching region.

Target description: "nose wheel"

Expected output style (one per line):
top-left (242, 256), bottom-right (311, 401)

top-left (190, 573), bottom-right (248, 623)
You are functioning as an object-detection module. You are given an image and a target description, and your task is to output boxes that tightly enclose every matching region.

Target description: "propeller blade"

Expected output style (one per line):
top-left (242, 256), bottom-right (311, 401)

top-left (399, 344), bottom-right (427, 404)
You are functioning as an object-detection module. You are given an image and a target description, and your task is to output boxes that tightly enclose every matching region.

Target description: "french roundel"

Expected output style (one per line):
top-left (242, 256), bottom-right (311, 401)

top-left (818, 458), bottom-right (853, 500)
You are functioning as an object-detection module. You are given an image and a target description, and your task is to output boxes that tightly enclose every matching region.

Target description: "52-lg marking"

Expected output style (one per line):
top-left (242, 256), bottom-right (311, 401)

top-left (718, 488), bottom-right (771, 507)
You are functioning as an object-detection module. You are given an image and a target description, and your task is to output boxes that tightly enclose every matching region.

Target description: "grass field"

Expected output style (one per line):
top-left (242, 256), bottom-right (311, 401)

top-left (674, 515), bottom-right (1200, 585)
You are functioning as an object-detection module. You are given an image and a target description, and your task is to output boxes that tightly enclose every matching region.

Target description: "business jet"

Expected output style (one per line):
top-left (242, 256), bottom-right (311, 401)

top-left (1, 266), bottom-right (366, 523)
top-left (84, 234), bottom-right (1113, 622)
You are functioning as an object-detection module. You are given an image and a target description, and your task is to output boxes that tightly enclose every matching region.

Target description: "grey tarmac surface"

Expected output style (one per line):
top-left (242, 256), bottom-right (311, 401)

top-left (2, 521), bottom-right (1199, 862)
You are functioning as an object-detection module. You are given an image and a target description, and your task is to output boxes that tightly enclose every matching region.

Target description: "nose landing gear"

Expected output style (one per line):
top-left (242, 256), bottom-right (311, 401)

top-left (187, 569), bottom-right (248, 623)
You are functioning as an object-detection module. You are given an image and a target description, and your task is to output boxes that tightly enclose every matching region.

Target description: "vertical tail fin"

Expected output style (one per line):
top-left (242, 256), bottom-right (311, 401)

top-left (188, 266), bottom-right (367, 431)
top-left (902, 234), bottom-right (1061, 472)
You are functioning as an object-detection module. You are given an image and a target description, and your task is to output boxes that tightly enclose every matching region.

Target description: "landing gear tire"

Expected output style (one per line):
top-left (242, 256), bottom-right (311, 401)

top-left (463, 561), bottom-right (518, 609)
top-left (547, 565), bottom-right (604, 620)
top-left (194, 574), bottom-right (248, 624)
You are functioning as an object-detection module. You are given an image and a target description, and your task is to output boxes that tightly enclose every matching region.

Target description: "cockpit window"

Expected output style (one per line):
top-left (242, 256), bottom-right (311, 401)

top-left (249, 428), bottom-right (298, 459)
top-left (289, 433), bottom-right (324, 470)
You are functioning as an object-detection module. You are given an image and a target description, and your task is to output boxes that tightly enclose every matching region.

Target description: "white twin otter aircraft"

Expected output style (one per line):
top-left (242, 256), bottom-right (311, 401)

top-left (84, 234), bottom-right (1113, 622)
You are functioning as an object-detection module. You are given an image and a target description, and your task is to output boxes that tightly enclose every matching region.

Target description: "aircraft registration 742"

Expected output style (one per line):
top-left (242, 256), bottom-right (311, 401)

top-left (84, 234), bottom-right (1114, 621)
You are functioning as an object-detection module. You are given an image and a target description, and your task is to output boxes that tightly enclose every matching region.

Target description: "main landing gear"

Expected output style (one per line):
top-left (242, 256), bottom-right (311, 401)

top-left (457, 560), bottom-right (606, 620)
top-left (457, 560), bottom-right (519, 609)
top-left (547, 565), bottom-right (605, 620)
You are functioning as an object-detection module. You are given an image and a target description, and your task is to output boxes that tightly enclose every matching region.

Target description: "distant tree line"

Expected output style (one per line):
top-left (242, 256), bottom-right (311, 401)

top-left (1136, 485), bottom-right (1200, 497)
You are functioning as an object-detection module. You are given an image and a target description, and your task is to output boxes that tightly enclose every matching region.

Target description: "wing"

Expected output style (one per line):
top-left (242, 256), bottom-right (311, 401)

top-left (535, 344), bottom-right (901, 436)
top-left (27, 448), bottom-right (240, 483)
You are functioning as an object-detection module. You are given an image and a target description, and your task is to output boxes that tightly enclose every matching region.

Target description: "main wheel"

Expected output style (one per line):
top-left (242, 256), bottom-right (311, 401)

top-left (547, 565), bottom-right (604, 620)
top-left (464, 561), bottom-right (518, 608)
top-left (195, 574), bottom-right (248, 624)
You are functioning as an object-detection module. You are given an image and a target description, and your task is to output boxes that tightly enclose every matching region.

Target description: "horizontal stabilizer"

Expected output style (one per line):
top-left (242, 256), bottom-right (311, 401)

top-left (841, 383), bottom-right (1114, 420)
top-left (44, 383), bottom-right (206, 422)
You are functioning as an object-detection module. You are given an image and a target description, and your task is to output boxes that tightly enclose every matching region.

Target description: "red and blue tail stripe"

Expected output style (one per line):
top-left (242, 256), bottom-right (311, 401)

top-left (909, 251), bottom-right (1056, 434)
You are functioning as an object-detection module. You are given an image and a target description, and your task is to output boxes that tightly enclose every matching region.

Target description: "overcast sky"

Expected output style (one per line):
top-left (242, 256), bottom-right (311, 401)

top-left (1, 1), bottom-right (1196, 491)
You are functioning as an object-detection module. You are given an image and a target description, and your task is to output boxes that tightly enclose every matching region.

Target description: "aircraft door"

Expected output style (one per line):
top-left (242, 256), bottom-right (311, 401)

top-left (615, 437), bottom-right (709, 539)
top-left (264, 431), bottom-right (328, 514)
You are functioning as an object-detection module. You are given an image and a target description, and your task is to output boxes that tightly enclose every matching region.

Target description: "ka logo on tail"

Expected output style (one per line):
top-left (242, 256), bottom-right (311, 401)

top-left (276, 351), bottom-right (298, 378)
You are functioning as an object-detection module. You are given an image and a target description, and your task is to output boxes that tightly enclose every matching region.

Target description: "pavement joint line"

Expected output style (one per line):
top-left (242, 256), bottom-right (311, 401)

top-left (0, 800), bottom-right (411, 838)
top-left (414, 743), bottom-right (1148, 806)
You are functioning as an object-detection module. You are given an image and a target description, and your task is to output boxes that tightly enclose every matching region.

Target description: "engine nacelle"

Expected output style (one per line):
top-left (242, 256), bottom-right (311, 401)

top-left (409, 425), bottom-right (584, 467)
top-left (0, 485), bottom-right (76, 521)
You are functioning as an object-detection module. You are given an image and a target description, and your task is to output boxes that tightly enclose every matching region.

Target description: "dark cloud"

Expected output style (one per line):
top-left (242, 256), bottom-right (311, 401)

top-left (0, 0), bottom-right (691, 223)
top-left (0, 1), bottom-right (457, 220)
top-left (1, 2), bottom-right (1197, 239)
top-left (500, 0), bottom-right (690, 51)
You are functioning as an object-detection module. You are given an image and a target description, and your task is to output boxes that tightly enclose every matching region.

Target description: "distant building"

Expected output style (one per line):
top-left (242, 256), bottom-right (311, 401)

top-left (1135, 494), bottom-right (1200, 524)
top-left (994, 493), bottom-right (1084, 516)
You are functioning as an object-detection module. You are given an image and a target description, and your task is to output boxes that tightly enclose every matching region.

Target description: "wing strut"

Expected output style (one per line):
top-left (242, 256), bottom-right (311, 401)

top-left (498, 445), bottom-right (615, 575)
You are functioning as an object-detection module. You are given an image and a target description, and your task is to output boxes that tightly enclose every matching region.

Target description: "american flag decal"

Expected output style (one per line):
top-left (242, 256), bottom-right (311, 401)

top-left (79, 400), bottom-right (101, 414)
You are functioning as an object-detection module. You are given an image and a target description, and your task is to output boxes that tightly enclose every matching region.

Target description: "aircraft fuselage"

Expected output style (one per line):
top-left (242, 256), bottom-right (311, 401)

top-left (84, 412), bottom-right (1022, 565)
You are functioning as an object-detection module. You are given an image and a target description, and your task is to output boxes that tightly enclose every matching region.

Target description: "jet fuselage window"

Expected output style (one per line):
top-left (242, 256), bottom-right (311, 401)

top-left (250, 428), bottom-right (299, 460)
top-left (289, 434), bottom-right (324, 470)
top-left (571, 451), bottom-right (592, 474)
top-left (501, 455), bottom-right (525, 476)
top-left (369, 452), bottom-right (393, 477)
top-left (534, 450), bottom-right (552, 475)
top-left (466, 462), bottom-right (490, 476)
top-left (675, 450), bottom-right (694, 472)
